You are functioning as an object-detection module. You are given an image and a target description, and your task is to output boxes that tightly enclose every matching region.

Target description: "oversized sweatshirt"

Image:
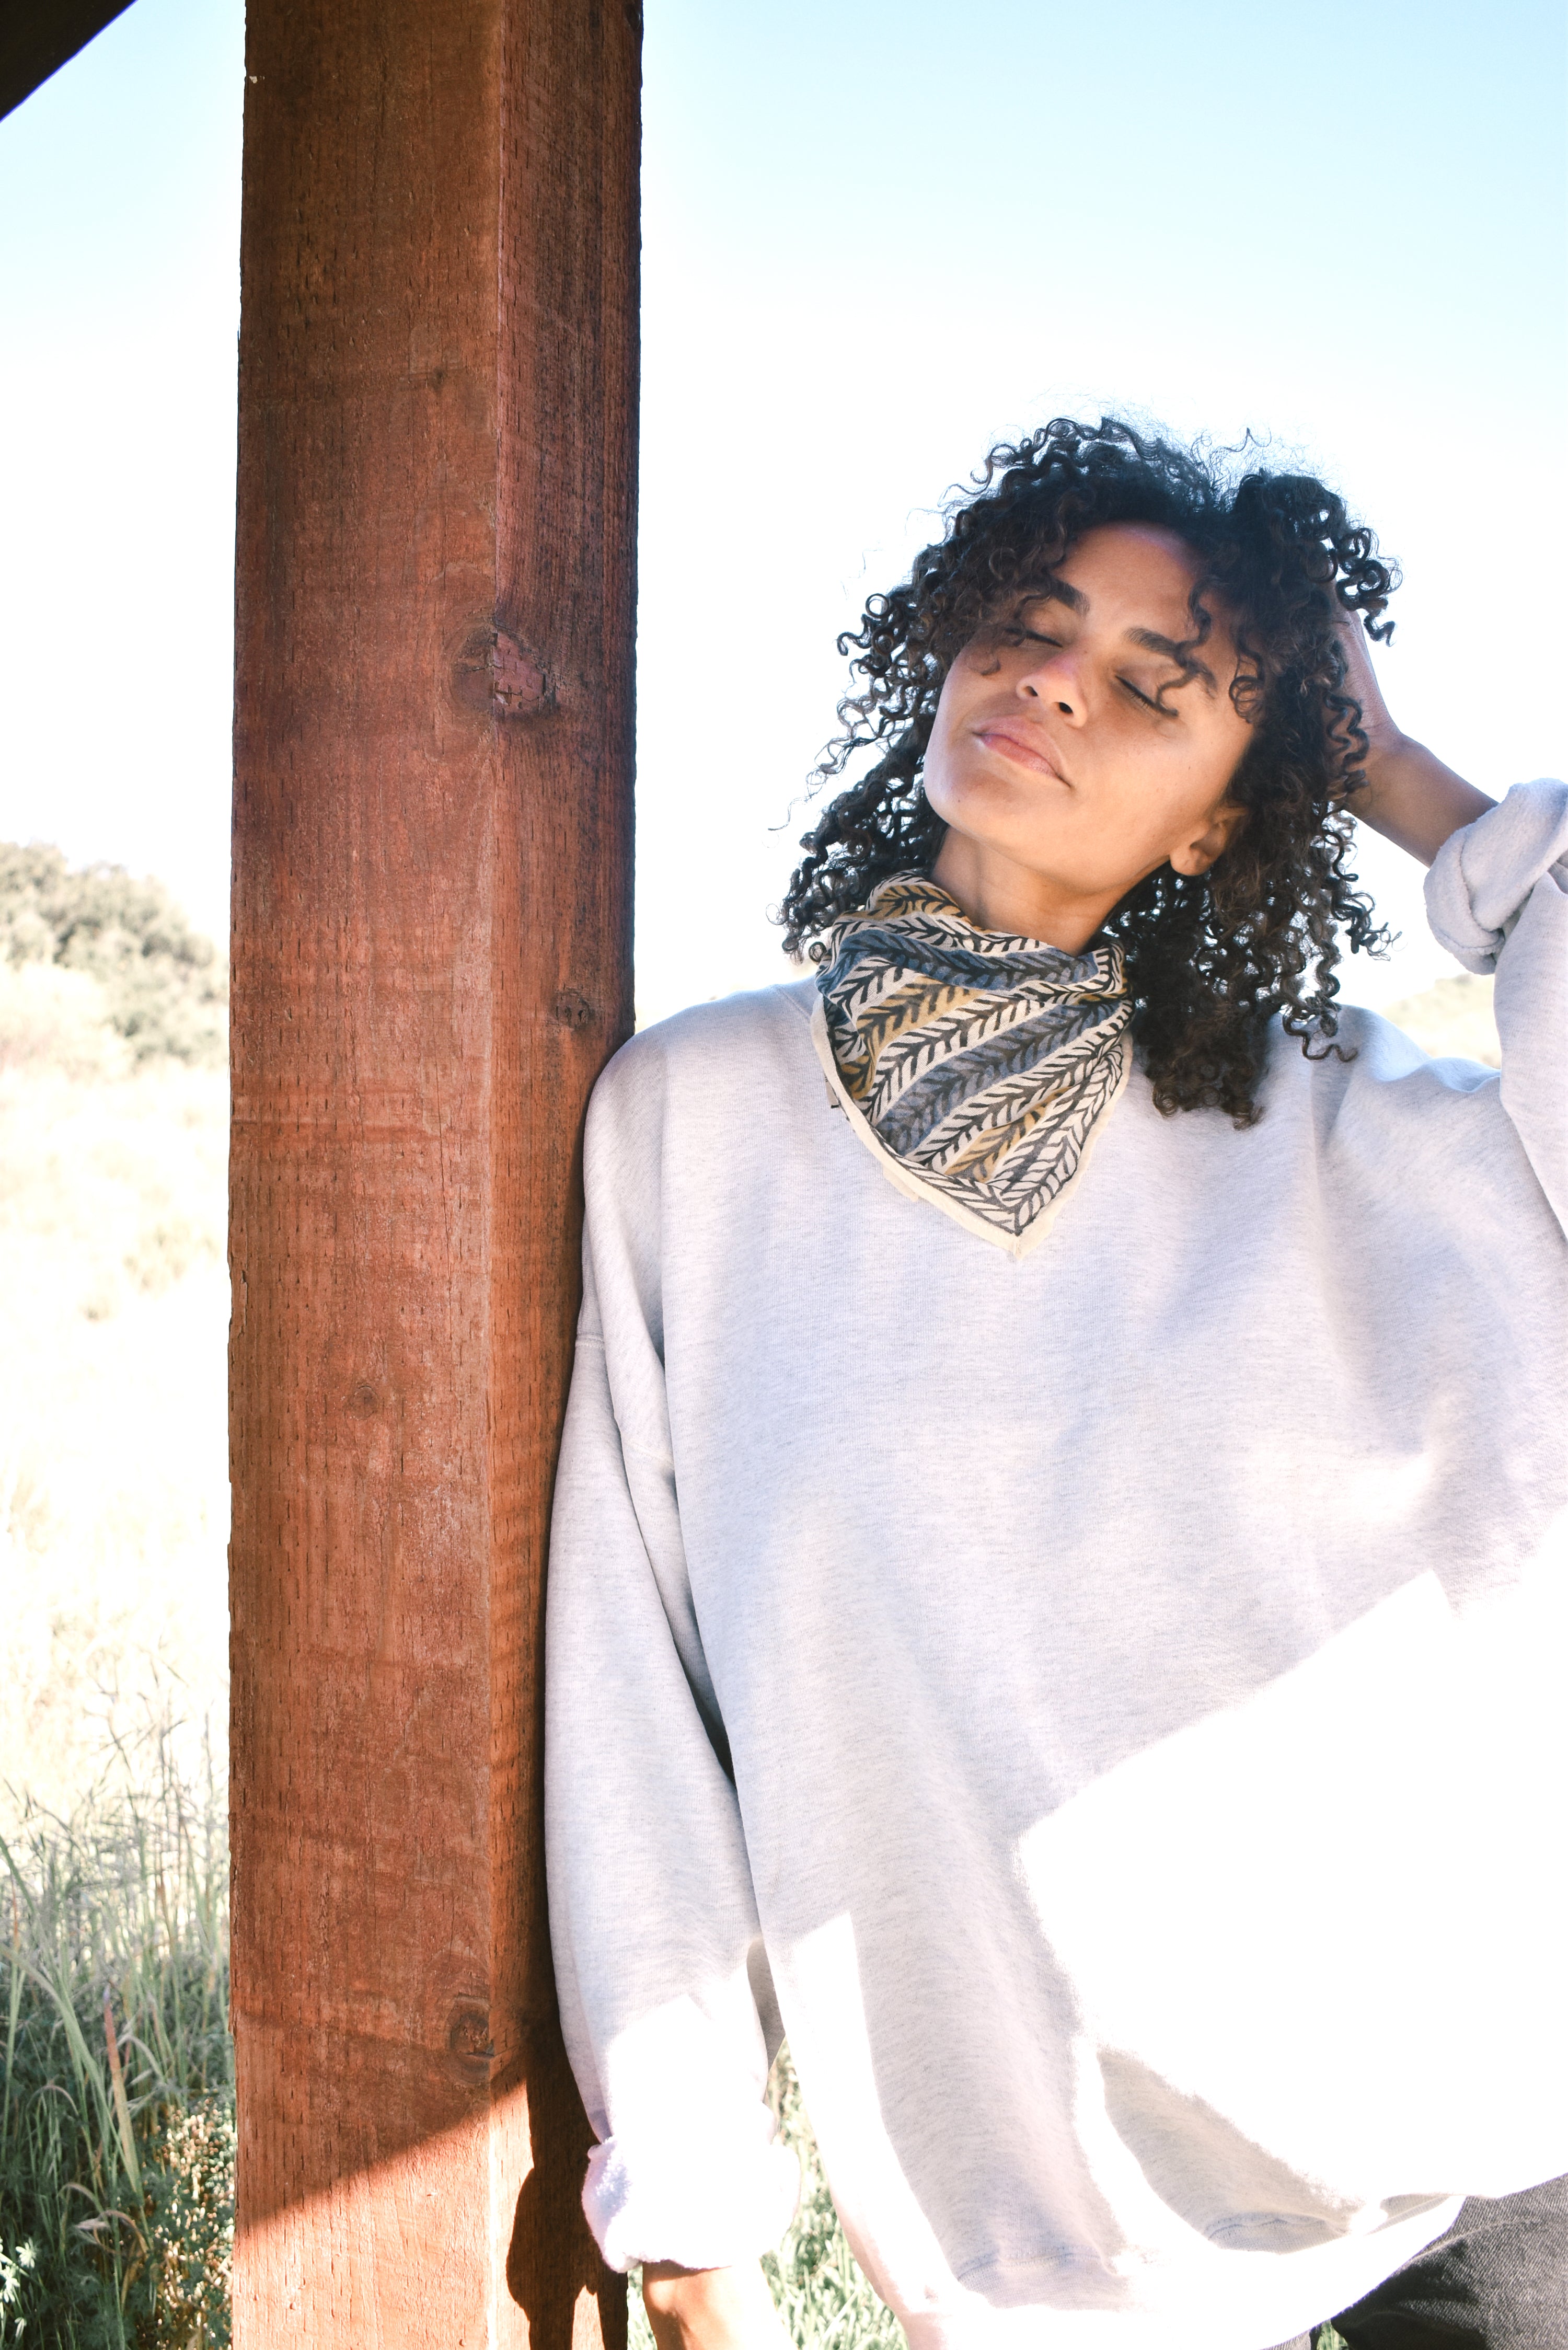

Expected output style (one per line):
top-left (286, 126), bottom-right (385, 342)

top-left (544, 781), bottom-right (1568, 2350)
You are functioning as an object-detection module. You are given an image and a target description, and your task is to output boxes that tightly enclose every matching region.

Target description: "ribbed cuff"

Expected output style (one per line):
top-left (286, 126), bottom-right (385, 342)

top-left (1426, 779), bottom-right (1568, 973)
top-left (584, 2114), bottom-right (801, 2273)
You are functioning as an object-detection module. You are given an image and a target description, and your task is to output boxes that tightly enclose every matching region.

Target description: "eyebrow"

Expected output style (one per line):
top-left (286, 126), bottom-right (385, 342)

top-left (1126, 625), bottom-right (1217, 694)
top-left (1037, 579), bottom-right (1088, 615)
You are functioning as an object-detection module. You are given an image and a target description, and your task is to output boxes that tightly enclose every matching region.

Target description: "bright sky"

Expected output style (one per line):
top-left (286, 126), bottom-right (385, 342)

top-left (3, 0), bottom-right (1564, 1019)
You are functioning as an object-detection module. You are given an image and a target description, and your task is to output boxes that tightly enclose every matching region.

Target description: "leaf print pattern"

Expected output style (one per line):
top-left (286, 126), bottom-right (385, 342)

top-left (817, 874), bottom-right (1132, 1243)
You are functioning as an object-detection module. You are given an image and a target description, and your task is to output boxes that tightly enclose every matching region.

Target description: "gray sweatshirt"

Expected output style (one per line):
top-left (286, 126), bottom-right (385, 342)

top-left (545, 782), bottom-right (1568, 2350)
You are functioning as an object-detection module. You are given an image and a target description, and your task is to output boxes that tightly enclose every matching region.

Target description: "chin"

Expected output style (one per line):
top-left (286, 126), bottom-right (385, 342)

top-left (930, 773), bottom-right (1041, 839)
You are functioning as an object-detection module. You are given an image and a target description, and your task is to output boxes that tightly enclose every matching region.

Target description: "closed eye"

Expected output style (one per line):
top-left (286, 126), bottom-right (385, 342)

top-left (1120, 676), bottom-right (1163, 712)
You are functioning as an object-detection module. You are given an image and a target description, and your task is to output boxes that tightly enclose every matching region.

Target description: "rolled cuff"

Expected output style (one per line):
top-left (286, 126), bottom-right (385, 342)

top-left (1426, 778), bottom-right (1568, 973)
top-left (584, 2116), bottom-right (802, 2273)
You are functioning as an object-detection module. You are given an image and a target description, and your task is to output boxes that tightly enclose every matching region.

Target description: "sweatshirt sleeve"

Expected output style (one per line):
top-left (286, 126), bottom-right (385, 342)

top-left (1425, 777), bottom-right (1568, 1232)
top-left (544, 1057), bottom-right (800, 2274)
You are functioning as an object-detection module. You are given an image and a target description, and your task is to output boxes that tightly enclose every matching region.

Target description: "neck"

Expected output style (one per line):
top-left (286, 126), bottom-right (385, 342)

top-left (930, 835), bottom-right (1119, 954)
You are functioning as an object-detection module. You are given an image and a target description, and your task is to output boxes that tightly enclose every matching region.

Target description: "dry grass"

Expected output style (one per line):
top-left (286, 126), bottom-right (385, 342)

top-left (1378, 972), bottom-right (1498, 1066)
top-left (0, 1056), bottom-right (229, 1834)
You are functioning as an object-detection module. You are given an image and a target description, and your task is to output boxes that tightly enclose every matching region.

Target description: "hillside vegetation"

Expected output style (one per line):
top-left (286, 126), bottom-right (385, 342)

top-left (0, 845), bottom-right (225, 1078)
top-left (0, 849), bottom-right (229, 1829)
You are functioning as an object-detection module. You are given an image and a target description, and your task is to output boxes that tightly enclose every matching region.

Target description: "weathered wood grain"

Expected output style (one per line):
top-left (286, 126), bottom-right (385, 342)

top-left (229, 0), bottom-right (638, 2338)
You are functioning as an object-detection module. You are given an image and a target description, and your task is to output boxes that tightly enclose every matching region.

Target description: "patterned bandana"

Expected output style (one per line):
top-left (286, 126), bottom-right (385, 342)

top-left (812, 874), bottom-right (1133, 1258)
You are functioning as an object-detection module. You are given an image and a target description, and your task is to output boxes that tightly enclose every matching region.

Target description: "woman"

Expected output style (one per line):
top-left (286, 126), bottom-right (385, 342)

top-left (544, 419), bottom-right (1568, 2350)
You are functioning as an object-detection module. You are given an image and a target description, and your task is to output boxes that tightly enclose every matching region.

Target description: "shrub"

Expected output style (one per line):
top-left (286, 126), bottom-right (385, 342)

top-left (0, 1727), bottom-right (232, 2346)
top-left (628, 2045), bottom-right (901, 2350)
top-left (0, 849), bottom-right (225, 1072)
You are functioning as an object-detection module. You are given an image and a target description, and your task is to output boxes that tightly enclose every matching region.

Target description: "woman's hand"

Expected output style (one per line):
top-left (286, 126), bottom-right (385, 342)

top-left (642, 2261), bottom-right (791, 2350)
top-left (1333, 606), bottom-right (1495, 866)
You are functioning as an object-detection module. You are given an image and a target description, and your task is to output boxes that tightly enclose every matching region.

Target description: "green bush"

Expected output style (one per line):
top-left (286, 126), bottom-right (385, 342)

top-left (0, 848), bottom-right (225, 1071)
top-left (629, 2047), bottom-right (902, 2350)
top-left (0, 1730), bottom-right (232, 2346)
top-left (758, 2053), bottom-right (903, 2350)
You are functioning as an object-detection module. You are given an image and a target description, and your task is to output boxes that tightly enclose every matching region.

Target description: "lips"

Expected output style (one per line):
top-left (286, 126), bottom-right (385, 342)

top-left (974, 722), bottom-right (1068, 782)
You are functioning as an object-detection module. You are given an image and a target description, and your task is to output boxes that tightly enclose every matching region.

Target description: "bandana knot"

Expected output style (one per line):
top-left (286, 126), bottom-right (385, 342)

top-left (812, 874), bottom-right (1132, 1255)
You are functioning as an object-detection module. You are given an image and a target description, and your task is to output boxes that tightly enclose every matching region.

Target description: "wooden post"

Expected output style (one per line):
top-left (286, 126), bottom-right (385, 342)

top-left (228, 1), bottom-right (638, 2340)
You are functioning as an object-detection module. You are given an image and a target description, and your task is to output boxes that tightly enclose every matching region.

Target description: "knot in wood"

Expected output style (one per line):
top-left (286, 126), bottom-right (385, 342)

top-left (446, 2001), bottom-right (494, 2082)
top-left (552, 989), bottom-right (595, 1030)
top-left (345, 1381), bottom-right (380, 1419)
top-left (489, 630), bottom-right (547, 716)
top-left (451, 626), bottom-right (549, 718)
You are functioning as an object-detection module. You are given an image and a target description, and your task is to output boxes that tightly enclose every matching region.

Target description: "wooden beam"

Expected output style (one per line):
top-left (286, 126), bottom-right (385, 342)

top-left (228, 0), bottom-right (638, 2340)
top-left (0, 0), bottom-right (137, 121)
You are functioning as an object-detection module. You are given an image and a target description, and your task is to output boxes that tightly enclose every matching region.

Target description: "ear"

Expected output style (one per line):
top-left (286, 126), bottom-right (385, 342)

top-left (1169, 797), bottom-right (1249, 878)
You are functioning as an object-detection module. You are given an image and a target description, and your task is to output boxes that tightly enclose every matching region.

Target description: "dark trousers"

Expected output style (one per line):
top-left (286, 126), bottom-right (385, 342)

top-left (1276, 2173), bottom-right (1568, 2349)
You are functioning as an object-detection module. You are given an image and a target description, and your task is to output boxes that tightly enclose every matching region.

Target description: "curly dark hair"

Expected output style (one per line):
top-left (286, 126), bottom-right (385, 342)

top-left (780, 416), bottom-right (1397, 1123)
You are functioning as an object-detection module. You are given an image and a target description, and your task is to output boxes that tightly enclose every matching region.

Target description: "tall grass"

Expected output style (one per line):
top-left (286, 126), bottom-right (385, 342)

top-left (0, 1721), bottom-right (232, 2346)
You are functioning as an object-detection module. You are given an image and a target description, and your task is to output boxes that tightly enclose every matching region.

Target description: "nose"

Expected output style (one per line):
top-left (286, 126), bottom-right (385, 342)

top-left (1016, 642), bottom-right (1086, 725)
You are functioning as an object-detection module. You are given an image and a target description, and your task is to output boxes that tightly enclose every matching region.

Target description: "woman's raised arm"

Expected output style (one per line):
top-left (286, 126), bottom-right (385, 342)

top-left (1336, 608), bottom-right (1496, 866)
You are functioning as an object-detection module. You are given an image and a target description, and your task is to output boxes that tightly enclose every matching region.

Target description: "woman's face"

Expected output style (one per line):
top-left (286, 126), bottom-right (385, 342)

top-left (924, 523), bottom-right (1255, 947)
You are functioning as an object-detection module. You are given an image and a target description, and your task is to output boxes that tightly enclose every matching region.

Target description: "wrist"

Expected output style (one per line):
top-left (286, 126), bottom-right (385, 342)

top-left (1353, 720), bottom-right (1413, 797)
top-left (1348, 732), bottom-right (1495, 867)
